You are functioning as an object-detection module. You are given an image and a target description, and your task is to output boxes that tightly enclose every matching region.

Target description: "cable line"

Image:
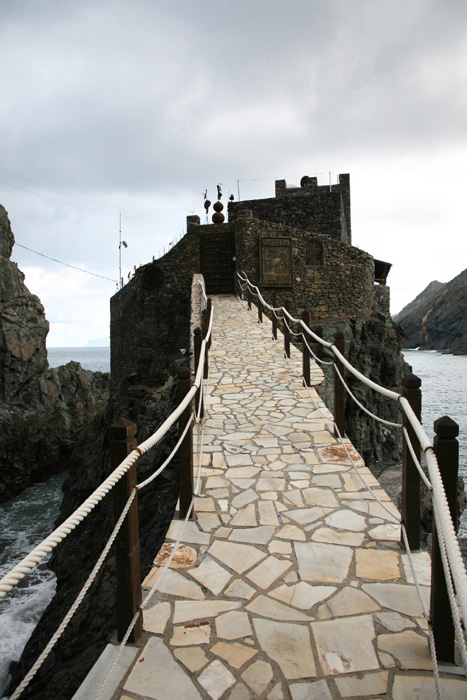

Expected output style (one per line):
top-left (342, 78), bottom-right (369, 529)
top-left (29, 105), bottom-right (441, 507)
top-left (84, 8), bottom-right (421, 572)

top-left (15, 242), bottom-right (117, 282)
top-left (0, 168), bottom-right (187, 224)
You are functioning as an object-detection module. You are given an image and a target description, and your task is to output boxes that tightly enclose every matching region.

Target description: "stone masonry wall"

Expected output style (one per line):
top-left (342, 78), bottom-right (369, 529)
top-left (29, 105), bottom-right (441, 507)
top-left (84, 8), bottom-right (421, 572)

top-left (229, 174), bottom-right (351, 243)
top-left (111, 229), bottom-right (200, 394)
top-left (234, 218), bottom-right (375, 322)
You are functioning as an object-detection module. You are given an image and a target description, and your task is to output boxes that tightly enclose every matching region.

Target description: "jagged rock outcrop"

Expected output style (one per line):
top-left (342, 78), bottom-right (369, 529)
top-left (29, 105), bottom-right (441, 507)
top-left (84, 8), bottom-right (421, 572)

top-left (0, 206), bottom-right (49, 399)
top-left (395, 269), bottom-right (467, 354)
top-left (0, 205), bottom-right (110, 501)
top-left (393, 280), bottom-right (446, 325)
top-left (309, 297), bottom-right (410, 469)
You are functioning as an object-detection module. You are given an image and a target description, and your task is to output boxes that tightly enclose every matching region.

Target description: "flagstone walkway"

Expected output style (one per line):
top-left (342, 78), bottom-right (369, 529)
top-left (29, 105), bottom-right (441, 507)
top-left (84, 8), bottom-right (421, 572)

top-left (111, 295), bottom-right (467, 700)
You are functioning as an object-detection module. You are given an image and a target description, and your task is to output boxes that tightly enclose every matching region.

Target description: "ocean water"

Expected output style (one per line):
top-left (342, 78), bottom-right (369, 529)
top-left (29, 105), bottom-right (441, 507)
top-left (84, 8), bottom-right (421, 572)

top-left (0, 348), bottom-right (109, 698)
top-left (47, 346), bottom-right (110, 373)
top-left (0, 473), bottom-right (66, 696)
top-left (403, 350), bottom-right (467, 536)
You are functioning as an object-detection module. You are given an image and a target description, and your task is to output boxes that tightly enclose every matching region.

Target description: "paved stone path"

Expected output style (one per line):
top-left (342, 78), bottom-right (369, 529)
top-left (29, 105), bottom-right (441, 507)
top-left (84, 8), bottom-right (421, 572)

top-left (111, 295), bottom-right (466, 700)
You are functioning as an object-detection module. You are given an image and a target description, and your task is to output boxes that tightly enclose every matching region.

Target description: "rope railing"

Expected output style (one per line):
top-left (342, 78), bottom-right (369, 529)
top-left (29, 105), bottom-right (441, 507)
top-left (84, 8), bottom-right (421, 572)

top-left (1, 285), bottom-right (214, 700)
top-left (237, 270), bottom-right (467, 679)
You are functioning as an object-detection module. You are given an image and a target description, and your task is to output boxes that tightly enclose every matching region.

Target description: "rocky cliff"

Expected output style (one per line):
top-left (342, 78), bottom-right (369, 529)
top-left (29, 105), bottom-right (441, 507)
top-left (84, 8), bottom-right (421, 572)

top-left (0, 205), bottom-right (110, 501)
top-left (306, 286), bottom-right (410, 469)
top-left (394, 269), bottom-right (467, 354)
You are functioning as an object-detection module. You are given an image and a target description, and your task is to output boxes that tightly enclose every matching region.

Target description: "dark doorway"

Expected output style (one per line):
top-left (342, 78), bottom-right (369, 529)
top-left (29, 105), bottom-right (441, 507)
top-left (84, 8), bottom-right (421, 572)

top-left (200, 230), bottom-right (236, 294)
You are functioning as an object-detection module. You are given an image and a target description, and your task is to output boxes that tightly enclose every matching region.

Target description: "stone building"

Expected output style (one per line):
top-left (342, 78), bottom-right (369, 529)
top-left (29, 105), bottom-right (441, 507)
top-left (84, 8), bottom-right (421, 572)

top-left (111, 173), bottom-right (393, 388)
top-left (110, 172), bottom-right (404, 468)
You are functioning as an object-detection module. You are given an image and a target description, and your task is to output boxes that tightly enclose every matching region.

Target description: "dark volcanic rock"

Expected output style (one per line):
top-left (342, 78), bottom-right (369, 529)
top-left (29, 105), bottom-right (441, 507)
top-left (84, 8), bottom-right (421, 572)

top-left (395, 269), bottom-right (467, 354)
top-left (0, 362), bottom-right (109, 501)
top-left (0, 205), bottom-right (110, 502)
top-left (0, 206), bottom-right (49, 399)
top-left (309, 309), bottom-right (410, 468)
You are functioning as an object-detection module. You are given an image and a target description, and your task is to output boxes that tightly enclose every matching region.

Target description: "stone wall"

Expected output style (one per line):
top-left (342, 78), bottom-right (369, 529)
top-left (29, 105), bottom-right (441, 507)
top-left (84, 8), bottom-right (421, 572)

top-left (110, 229), bottom-right (200, 395)
top-left (229, 174), bottom-right (351, 243)
top-left (234, 218), bottom-right (375, 322)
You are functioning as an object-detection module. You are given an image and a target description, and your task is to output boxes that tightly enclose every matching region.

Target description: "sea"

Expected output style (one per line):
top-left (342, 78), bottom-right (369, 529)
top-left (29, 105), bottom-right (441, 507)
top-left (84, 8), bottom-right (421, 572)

top-left (0, 348), bottom-right (110, 697)
top-left (0, 347), bottom-right (466, 696)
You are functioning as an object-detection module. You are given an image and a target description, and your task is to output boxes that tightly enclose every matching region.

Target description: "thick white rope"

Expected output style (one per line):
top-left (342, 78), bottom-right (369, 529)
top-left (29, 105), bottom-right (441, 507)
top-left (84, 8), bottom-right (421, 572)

top-left (137, 414), bottom-right (195, 491)
top-left (282, 315), bottom-right (302, 337)
top-left (301, 333), bottom-right (334, 366)
top-left (401, 524), bottom-right (444, 700)
top-left (401, 426), bottom-right (433, 490)
top-left (0, 307), bottom-right (214, 598)
top-left (10, 489), bottom-right (136, 700)
top-left (0, 454), bottom-right (139, 597)
top-left (401, 400), bottom-right (467, 631)
top-left (432, 499), bottom-right (467, 674)
top-left (334, 363), bottom-right (403, 428)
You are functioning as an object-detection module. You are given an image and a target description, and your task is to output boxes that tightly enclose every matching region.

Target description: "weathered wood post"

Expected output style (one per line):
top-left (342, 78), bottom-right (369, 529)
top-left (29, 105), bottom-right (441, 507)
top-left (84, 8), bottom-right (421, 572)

top-left (430, 415), bottom-right (459, 663)
top-left (283, 300), bottom-right (291, 359)
top-left (333, 330), bottom-right (345, 438)
top-left (301, 310), bottom-right (311, 387)
top-left (207, 298), bottom-right (212, 350)
top-left (401, 373), bottom-right (422, 550)
top-left (201, 309), bottom-right (209, 379)
top-left (178, 366), bottom-right (194, 519)
top-left (193, 326), bottom-right (203, 419)
top-left (271, 292), bottom-right (278, 340)
top-left (110, 418), bottom-right (142, 643)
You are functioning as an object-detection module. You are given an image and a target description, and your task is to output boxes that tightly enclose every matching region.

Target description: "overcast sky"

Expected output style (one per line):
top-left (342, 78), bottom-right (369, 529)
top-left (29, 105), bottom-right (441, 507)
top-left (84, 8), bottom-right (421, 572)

top-left (1, 0), bottom-right (466, 346)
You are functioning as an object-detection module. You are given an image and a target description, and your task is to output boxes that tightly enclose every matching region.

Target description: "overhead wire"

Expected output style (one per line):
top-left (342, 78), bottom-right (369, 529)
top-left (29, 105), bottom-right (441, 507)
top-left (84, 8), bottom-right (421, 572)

top-left (0, 176), bottom-right (185, 224)
top-left (14, 242), bottom-right (118, 283)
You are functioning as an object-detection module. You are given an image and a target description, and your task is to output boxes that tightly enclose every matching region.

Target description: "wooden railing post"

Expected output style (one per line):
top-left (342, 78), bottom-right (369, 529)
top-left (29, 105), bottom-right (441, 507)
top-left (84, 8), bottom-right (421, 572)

top-left (283, 300), bottom-right (291, 359)
top-left (207, 298), bottom-right (212, 349)
top-left (430, 415), bottom-right (459, 663)
top-left (178, 366), bottom-right (194, 519)
top-left (333, 330), bottom-right (345, 438)
top-left (301, 310), bottom-right (310, 387)
top-left (271, 292), bottom-right (277, 340)
top-left (401, 373), bottom-right (421, 550)
top-left (193, 326), bottom-right (204, 419)
top-left (201, 309), bottom-right (209, 379)
top-left (110, 418), bottom-right (142, 643)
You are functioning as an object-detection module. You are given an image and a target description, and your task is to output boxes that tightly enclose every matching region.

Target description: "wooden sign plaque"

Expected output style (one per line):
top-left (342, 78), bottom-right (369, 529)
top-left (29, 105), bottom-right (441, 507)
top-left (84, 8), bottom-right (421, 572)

top-left (260, 237), bottom-right (293, 287)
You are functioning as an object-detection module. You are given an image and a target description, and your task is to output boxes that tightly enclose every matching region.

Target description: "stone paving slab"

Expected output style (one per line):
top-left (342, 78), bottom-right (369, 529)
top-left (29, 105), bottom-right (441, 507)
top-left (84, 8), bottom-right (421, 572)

top-left (110, 295), bottom-right (466, 700)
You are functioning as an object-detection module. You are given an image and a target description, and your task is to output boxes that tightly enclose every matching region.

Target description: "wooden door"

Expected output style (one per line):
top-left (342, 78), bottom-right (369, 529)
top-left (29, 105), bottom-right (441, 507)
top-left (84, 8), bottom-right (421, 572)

top-left (200, 230), bottom-right (236, 294)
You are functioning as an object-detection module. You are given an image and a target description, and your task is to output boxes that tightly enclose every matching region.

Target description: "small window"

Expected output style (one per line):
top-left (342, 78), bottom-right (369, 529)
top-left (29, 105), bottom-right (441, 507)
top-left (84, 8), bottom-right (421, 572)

top-left (306, 238), bottom-right (324, 267)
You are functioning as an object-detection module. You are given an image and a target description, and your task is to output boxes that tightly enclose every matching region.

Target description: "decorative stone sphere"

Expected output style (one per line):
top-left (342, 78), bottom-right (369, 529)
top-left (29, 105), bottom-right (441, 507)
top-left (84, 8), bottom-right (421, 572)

top-left (213, 201), bottom-right (224, 212)
top-left (212, 211), bottom-right (225, 224)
